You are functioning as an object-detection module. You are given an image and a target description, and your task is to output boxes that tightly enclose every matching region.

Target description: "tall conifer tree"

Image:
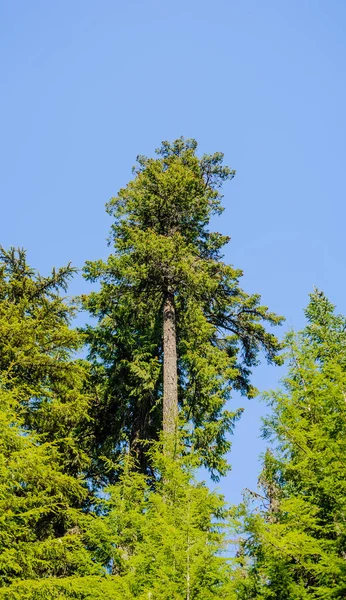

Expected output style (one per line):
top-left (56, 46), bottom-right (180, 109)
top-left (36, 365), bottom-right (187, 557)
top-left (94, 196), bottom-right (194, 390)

top-left (83, 138), bottom-right (283, 479)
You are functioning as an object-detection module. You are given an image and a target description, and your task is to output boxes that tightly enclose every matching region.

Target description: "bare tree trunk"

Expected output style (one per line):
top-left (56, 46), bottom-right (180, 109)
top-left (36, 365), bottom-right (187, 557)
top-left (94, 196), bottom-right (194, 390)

top-left (163, 291), bottom-right (178, 435)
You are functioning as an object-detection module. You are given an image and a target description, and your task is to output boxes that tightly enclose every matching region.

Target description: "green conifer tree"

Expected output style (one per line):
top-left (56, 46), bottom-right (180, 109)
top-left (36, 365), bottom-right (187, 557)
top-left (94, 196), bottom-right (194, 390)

top-left (0, 439), bottom-right (240, 599)
top-left (0, 384), bottom-right (103, 589)
top-left (237, 291), bottom-right (346, 599)
top-left (96, 441), bottom-right (238, 600)
top-left (0, 247), bottom-right (112, 597)
top-left (83, 138), bottom-right (283, 481)
top-left (0, 246), bottom-right (92, 477)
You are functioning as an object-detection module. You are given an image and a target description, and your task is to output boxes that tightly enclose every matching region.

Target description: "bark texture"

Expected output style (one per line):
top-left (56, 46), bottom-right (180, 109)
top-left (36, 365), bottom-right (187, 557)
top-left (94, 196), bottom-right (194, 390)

top-left (163, 292), bottom-right (178, 434)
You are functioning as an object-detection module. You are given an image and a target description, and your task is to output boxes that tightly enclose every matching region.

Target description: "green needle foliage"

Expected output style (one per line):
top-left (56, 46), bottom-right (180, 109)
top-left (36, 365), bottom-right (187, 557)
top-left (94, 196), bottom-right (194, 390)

top-left (0, 247), bottom-right (112, 596)
top-left (91, 439), bottom-right (238, 600)
top-left (0, 246), bottom-right (92, 477)
top-left (7, 141), bottom-right (340, 598)
top-left (82, 137), bottom-right (283, 481)
top-left (0, 384), bottom-right (102, 589)
top-left (236, 290), bottom-right (346, 599)
top-left (0, 444), bottom-right (239, 600)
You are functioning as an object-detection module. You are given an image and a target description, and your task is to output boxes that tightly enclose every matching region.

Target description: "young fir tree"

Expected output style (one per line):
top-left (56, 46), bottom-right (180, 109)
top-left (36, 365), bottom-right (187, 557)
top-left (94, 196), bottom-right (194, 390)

top-left (236, 291), bottom-right (346, 599)
top-left (0, 440), bottom-right (239, 599)
top-left (83, 138), bottom-right (283, 481)
top-left (0, 382), bottom-right (105, 593)
top-left (0, 247), bottom-right (119, 597)
top-left (93, 440), bottom-right (238, 600)
top-left (0, 246), bottom-right (92, 477)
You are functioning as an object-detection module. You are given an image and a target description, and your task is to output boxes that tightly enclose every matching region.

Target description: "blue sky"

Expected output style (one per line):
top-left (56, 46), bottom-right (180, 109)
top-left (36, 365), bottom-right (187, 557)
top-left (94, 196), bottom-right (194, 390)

top-left (1, 0), bottom-right (345, 502)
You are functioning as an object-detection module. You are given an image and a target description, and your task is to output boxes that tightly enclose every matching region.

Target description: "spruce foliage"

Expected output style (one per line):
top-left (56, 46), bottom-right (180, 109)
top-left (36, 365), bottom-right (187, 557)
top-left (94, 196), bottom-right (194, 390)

top-left (0, 248), bottom-right (105, 595)
top-left (236, 291), bottom-right (346, 598)
top-left (100, 441), bottom-right (236, 599)
top-left (0, 385), bottom-right (101, 587)
top-left (0, 246), bottom-right (92, 477)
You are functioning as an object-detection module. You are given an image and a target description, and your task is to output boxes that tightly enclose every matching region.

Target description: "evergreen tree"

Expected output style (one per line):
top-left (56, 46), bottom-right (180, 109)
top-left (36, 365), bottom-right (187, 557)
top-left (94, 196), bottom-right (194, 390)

top-left (0, 384), bottom-right (103, 589)
top-left (0, 438), bottom-right (239, 599)
top-left (0, 247), bottom-right (112, 597)
top-left (96, 441), bottom-right (238, 599)
top-left (83, 138), bottom-right (283, 480)
top-left (237, 291), bottom-right (346, 598)
top-left (0, 246), bottom-right (92, 477)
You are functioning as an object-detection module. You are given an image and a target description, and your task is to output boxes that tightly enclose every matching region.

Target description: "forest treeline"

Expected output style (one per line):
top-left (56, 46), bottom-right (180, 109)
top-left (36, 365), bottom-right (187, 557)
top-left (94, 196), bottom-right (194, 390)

top-left (0, 138), bottom-right (345, 599)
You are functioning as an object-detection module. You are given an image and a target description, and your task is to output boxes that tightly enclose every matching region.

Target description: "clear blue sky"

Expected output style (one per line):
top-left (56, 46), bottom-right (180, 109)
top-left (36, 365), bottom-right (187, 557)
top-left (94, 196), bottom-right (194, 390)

top-left (1, 0), bottom-right (346, 503)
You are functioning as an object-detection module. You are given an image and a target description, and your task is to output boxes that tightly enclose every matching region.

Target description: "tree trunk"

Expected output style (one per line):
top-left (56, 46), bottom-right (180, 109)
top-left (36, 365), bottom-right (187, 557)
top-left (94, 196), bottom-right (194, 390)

top-left (163, 292), bottom-right (178, 435)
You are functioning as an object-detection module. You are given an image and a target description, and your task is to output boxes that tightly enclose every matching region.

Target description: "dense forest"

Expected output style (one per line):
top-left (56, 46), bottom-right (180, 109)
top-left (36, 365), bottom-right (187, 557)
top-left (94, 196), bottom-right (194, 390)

top-left (1, 138), bottom-right (345, 599)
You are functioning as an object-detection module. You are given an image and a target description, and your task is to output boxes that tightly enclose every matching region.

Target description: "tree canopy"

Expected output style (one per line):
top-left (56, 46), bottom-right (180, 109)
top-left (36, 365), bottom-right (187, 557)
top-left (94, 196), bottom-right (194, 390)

top-left (1, 139), bottom-right (344, 598)
top-left (83, 137), bottom-right (283, 480)
top-left (236, 291), bottom-right (346, 599)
